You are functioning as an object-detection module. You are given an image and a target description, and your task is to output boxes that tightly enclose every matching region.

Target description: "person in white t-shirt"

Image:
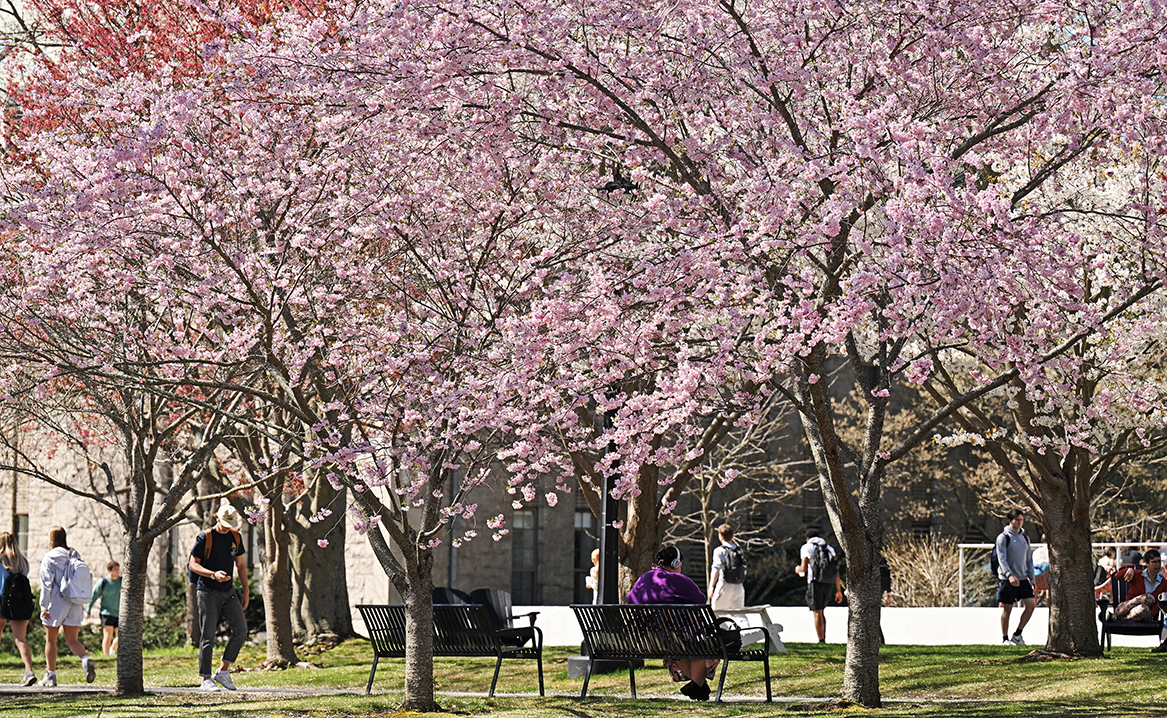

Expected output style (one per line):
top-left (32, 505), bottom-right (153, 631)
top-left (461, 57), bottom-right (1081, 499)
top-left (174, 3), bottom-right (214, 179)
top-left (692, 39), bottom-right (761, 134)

top-left (795, 529), bottom-right (843, 643)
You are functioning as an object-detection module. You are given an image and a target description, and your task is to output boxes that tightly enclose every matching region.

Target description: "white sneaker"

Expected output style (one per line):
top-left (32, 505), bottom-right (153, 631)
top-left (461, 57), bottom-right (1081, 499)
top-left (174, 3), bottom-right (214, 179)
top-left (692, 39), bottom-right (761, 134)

top-left (199, 678), bottom-right (221, 691)
top-left (20, 671), bottom-right (36, 687)
top-left (213, 671), bottom-right (237, 691)
top-left (1010, 634), bottom-right (1026, 645)
top-left (82, 656), bottom-right (96, 684)
top-left (36, 672), bottom-right (57, 687)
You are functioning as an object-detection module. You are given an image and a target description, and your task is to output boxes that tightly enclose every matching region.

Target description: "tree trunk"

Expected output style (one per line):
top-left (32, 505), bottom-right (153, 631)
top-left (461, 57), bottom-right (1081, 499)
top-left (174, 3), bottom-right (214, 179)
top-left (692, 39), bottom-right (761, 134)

top-left (796, 344), bottom-right (885, 707)
top-left (115, 536), bottom-right (154, 695)
top-left (838, 533), bottom-right (882, 706)
top-left (398, 554), bottom-right (438, 711)
top-left (263, 503), bottom-right (301, 666)
top-left (1039, 482), bottom-right (1102, 655)
top-left (620, 464), bottom-right (660, 596)
top-left (290, 483), bottom-right (352, 643)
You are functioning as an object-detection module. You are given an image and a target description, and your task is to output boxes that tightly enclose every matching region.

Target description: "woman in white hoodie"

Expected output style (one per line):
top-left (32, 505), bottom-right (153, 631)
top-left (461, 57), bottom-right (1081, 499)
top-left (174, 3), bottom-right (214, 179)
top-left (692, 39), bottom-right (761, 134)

top-left (38, 526), bottom-right (95, 687)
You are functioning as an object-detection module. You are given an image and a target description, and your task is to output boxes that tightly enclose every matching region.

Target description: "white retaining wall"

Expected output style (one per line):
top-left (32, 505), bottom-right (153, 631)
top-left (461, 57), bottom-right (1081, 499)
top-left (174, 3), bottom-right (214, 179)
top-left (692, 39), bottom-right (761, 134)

top-left (514, 605), bottom-right (1164, 648)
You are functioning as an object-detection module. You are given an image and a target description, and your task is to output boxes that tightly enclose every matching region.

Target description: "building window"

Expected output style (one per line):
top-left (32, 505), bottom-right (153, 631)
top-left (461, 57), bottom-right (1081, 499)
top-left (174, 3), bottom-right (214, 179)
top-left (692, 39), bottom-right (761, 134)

top-left (14, 514), bottom-right (28, 552)
top-left (801, 483), bottom-right (824, 522)
top-left (574, 510), bottom-right (598, 603)
top-left (511, 509), bottom-right (537, 604)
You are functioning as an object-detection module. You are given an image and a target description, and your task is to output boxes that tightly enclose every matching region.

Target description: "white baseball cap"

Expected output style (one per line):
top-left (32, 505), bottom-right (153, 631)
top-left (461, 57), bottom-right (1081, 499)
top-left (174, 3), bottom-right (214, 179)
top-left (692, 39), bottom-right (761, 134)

top-left (216, 504), bottom-right (242, 531)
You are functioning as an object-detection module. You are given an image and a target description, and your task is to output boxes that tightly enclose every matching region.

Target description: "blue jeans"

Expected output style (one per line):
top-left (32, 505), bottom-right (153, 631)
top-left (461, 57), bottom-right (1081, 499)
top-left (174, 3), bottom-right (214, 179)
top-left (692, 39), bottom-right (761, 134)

top-left (197, 590), bottom-right (247, 676)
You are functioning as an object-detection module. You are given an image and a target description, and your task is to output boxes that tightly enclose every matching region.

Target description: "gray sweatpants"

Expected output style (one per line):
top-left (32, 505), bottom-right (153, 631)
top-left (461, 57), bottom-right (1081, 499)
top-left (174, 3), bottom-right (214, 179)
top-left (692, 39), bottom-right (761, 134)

top-left (197, 589), bottom-right (247, 676)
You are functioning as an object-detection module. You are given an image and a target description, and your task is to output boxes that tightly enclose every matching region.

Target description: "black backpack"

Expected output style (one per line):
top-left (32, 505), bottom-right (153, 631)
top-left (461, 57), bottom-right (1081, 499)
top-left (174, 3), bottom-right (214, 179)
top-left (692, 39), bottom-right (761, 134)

top-left (989, 534), bottom-right (1004, 578)
top-left (811, 542), bottom-right (839, 584)
top-left (879, 556), bottom-right (892, 593)
top-left (1, 572), bottom-right (34, 621)
top-left (722, 545), bottom-right (747, 584)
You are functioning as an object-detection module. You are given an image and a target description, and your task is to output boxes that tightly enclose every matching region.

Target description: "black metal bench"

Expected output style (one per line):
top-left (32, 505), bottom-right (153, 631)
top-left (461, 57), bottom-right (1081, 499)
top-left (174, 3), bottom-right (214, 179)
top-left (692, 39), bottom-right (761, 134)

top-left (571, 604), bottom-right (772, 702)
top-left (356, 604), bottom-right (544, 696)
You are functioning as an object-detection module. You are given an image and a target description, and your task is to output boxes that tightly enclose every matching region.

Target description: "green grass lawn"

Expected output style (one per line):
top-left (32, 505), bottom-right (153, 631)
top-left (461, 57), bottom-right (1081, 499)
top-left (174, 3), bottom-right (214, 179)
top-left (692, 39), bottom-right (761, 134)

top-left (2, 641), bottom-right (1166, 717)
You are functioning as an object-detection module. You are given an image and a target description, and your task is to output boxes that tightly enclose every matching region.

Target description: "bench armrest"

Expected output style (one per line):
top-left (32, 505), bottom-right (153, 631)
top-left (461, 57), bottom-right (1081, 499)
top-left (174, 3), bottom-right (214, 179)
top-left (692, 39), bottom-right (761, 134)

top-left (511, 610), bottom-right (539, 627)
top-left (739, 627), bottom-right (768, 649)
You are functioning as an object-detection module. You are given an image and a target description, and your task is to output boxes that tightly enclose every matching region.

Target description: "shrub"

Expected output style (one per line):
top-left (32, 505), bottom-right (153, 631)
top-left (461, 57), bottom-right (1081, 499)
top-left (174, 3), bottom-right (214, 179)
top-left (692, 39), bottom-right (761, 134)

top-left (884, 534), bottom-right (994, 607)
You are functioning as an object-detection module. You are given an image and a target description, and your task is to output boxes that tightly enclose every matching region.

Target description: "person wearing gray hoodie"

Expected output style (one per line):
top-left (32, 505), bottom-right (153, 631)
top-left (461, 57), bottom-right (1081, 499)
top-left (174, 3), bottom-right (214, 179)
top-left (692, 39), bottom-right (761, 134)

top-left (38, 526), bottom-right (96, 687)
top-left (995, 508), bottom-right (1036, 645)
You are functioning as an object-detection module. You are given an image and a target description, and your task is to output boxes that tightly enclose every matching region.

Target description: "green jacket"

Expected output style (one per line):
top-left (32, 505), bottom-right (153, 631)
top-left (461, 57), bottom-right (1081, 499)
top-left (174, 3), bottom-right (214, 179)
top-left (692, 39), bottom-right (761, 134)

top-left (87, 576), bottom-right (122, 617)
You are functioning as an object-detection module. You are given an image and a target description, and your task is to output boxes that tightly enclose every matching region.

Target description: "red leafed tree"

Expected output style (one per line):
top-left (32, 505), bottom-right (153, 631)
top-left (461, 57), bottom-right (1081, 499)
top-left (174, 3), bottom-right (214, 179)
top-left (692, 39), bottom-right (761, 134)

top-left (2, 0), bottom-right (321, 133)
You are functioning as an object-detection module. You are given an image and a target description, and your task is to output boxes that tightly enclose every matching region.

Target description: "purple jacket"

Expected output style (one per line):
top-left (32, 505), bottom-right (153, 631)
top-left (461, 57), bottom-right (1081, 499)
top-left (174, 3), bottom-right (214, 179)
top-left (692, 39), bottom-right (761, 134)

top-left (626, 567), bottom-right (705, 605)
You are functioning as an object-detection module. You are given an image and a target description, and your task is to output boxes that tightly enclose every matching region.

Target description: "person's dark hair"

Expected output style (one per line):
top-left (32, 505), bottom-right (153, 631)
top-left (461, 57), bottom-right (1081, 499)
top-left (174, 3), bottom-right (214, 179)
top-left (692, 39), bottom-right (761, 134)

top-left (107, 561), bottom-right (120, 571)
top-left (717, 524), bottom-right (734, 540)
top-left (49, 525), bottom-right (68, 549)
top-left (805, 528), bottom-right (821, 541)
top-left (1144, 549), bottom-right (1161, 563)
top-left (1005, 508), bottom-right (1025, 522)
top-left (653, 545), bottom-right (682, 569)
top-left (1104, 547), bottom-right (1116, 558)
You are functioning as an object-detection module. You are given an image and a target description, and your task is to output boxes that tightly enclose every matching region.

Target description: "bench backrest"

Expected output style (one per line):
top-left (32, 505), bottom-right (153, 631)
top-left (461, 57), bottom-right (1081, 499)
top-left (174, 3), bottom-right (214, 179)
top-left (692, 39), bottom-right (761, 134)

top-left (358, 604), bottom-right (501, 657)
top-left (572, 604), bottom-right (725, 659)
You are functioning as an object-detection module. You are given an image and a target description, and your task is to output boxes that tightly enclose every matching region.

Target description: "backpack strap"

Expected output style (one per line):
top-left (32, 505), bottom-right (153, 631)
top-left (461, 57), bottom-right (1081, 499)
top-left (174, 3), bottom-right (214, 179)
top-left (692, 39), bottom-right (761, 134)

top-left (202, 528), bottom-right (243, 562)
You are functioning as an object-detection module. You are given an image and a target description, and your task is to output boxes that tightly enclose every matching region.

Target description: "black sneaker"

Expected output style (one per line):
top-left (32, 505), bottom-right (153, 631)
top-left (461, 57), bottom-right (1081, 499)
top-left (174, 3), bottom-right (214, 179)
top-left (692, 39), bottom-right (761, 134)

top-left (696, 682), bottom-right (711, 701)
top-left (1151, 642), bottom-right (1167, 653)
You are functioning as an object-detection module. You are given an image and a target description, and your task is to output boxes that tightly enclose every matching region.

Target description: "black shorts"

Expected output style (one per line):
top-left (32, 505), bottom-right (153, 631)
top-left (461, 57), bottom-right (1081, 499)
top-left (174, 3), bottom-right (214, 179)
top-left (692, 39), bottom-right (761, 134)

top-left (101, 615), bottom-right (119, 628)
top-left (997, 579), bottom-right (1035, 605)
top-left (806, 581), bottom-right (834, 611)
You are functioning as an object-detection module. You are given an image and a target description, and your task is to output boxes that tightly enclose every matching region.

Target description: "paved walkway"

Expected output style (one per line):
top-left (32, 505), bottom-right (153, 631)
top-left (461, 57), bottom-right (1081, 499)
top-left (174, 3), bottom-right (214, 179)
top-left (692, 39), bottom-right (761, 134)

top-left (0, 682), bottom-right (1015, 703)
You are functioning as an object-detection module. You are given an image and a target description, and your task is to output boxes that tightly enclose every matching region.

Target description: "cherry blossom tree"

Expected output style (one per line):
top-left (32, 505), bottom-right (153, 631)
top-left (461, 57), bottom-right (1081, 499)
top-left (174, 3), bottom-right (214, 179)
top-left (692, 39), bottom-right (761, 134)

top-left (1, 7), bottom-right (621, 707)
top-left (0, 307), bottom-right (248, 694)
top-left (405, 0), bottom-right (1167, 705)
top-left (5, 0), bottom-right (1167, 710)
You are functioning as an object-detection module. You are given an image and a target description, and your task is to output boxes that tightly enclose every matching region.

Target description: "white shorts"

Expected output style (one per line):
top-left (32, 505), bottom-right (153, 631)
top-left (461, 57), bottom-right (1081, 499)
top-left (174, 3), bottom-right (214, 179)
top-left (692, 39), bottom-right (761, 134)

top-left (42, 600), bottom-right (85, 628)
top-left (712, 581), bottom-right (745, 610)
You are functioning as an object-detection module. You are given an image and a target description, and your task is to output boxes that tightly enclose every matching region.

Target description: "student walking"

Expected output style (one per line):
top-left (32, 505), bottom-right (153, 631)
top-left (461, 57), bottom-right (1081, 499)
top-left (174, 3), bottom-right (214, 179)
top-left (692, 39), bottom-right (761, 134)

top-left (994, 508), bottom-right (1036, 645)
top-left (796, 529), bottom-right (843, 643)
top-left (189, 504), bottom-right (249, 691)
top-left (707, 524), bottom-right (746, 610)
top-left (39, 526), bottom-right (96, 686)
top-left (0, 531), bottom-right (36, 686)
top-left (88, 562), bottom-right (122, 655)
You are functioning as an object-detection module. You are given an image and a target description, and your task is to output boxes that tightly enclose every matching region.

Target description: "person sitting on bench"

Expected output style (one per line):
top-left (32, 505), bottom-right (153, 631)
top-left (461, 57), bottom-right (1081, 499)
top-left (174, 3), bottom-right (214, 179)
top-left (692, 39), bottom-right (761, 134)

top-left (1115, 548), bottom-right (1167, 652)
top-left (626, 545), bottom-right (714, 701)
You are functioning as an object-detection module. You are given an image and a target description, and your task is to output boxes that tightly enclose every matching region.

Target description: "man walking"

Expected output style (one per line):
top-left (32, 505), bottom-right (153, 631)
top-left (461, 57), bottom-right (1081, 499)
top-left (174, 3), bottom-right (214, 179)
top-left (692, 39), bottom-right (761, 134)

top-left (995, 508), bottom-right (1035, 645)
top-left (189, 504), bottom-right (249, 691)
top-left (795, 529), bottom-right (843, 643)
top-left (707, 524), bottom-right (746, 610)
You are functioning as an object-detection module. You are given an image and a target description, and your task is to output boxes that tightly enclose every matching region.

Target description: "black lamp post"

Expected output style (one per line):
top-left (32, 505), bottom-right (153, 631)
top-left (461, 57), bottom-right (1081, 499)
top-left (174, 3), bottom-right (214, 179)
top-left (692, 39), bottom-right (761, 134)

top-left (596, 407), bottom-right (621, 604)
